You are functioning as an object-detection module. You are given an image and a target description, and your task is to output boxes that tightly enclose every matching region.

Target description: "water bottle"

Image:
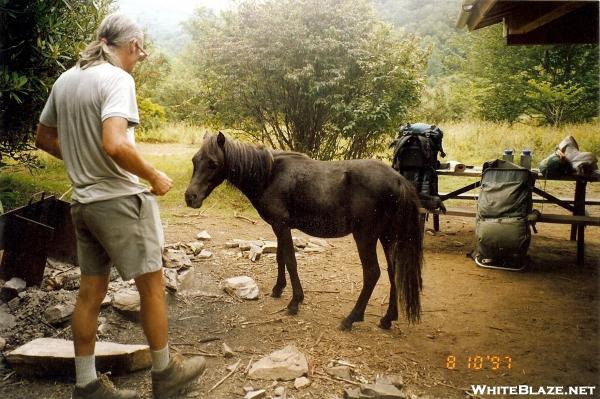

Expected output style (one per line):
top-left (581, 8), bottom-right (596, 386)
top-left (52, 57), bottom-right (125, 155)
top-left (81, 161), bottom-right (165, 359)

top-left (520, 149), bottom-right (532, 170)
top-left (502, 148), bottom-right (514, 163)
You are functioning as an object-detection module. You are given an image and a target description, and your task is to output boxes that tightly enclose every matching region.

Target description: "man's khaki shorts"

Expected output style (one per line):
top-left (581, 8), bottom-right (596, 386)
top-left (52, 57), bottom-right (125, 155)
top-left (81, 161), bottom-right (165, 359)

top-left (71, 192), bottom-right (164, 281)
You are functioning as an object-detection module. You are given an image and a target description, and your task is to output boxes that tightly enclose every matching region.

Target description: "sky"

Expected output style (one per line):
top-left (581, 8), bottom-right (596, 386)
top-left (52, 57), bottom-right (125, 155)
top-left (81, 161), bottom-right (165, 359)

top-left (116, 0), bottom-right (233, 46)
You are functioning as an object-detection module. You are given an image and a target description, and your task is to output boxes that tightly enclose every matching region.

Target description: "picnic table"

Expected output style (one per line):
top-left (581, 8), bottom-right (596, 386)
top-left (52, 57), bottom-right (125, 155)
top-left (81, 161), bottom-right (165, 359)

top-left (430, 168), bottom-right (600, 266)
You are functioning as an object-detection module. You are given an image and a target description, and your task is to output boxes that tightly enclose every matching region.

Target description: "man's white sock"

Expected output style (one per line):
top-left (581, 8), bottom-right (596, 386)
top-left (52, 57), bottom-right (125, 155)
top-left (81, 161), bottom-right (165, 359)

top-left (75, 355), bottom-right (97, 387)
top-left (151, 346), bottom-right (170, 372)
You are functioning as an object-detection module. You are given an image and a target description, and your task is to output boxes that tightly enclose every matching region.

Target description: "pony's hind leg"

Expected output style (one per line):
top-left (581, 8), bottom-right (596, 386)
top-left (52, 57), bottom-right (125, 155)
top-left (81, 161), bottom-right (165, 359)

top-left (379, 239), bottom-right (398, 330)
top-left (340, 234), bottom-right (380, 331)
top-left (273, 226), bottom-right (304, 314)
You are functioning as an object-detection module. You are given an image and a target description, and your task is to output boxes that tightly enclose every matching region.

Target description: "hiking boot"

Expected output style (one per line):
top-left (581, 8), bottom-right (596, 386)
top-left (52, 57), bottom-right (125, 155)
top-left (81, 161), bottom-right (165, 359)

top-left (152, 353), bottom-right (206, 399)
top-left (71, 374), bottom-right (140, 399)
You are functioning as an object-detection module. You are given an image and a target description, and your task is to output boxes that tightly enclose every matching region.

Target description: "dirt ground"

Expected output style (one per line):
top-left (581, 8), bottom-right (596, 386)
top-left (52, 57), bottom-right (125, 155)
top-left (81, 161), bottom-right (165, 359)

top-left (0, 209), bottom-right (598, 399)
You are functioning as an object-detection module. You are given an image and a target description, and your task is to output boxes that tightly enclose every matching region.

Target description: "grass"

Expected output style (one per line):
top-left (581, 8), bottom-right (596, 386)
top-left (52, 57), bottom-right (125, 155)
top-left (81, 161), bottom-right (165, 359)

top-left (2, 120), bottom-right (598, 212)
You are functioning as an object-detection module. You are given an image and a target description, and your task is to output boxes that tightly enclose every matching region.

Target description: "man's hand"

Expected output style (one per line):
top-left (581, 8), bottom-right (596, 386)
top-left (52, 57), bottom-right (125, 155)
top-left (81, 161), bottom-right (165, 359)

top-left (149, 170), bottom-right (173, 196)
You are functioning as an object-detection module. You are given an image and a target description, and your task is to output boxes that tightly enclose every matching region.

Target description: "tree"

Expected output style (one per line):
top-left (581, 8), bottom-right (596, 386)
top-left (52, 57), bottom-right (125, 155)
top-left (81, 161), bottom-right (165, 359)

top-left (183, 0), bottom-right (427, 160)
top-left (0, 0), bottom-right (114, 167)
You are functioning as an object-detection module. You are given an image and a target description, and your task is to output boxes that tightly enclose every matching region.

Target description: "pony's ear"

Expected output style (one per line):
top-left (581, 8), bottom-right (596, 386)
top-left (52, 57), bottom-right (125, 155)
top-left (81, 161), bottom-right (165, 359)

top-left (217, 131), bottom-right (226, 149)
top-left (203, 132), bottom-right (211, 140)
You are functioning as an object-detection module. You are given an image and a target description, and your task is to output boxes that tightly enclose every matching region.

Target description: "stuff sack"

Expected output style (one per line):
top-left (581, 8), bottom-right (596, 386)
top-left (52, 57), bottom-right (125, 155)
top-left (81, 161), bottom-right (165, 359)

top-left (473, 159), bottom-right (537, 270)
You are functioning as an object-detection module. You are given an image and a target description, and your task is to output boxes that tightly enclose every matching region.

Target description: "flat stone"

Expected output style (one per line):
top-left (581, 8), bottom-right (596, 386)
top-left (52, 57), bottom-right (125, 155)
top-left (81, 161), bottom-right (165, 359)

top-left (44, 303), bottom-right (75, 325)
top-left (177, 268), bottom-right (195, 291)
top-left (196, 230), bottom-right (212, 240)
top-left (294, 376), bottom-right (311, 389)
top-left (1, 277), bottom-right (26, 302)
top-left (223, 276), bottom-right (260, 300)
top-left (326, 365), bottom-right (352, 380)
top-left (197, 249), bottom-right (213, 259)
top-left (360, 383), bottom-right (405, 398)
top-left (163, 268), bottom-right (179, 291)
top-left (243, 386), bottom-right (255, 393)
top-left (249, 245), bottom-right (263, 262)
top-left (248, 345), bottom-right (308, 381)
top-left (244, 390), bottom-right (266, 399)
top-left (303, 246), bottom-right (325, 253)
top-left (6, 338), bottom-right (150, 377)
top-left (261, 241), bottom-right (278, 254)
top-left (274, 386), bottom-right (287, 397)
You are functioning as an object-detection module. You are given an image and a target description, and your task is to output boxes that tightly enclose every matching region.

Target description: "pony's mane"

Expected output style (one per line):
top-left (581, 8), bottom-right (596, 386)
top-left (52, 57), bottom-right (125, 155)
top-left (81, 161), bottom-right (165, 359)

top-left (207, 135), bottom-right (275, 193)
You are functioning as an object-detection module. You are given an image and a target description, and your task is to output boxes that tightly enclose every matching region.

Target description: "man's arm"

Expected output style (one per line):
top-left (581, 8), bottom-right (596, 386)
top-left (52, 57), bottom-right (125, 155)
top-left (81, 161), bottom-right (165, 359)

top-left (102, 116), bottom-right (172, 195)
top-left (35, 123), bottom-right (62, 159)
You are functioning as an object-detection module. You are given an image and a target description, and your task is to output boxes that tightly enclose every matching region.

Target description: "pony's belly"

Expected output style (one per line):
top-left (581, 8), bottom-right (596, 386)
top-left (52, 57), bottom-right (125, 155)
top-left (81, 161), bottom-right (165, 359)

top-left (290, 216), bottom-right (351, 238)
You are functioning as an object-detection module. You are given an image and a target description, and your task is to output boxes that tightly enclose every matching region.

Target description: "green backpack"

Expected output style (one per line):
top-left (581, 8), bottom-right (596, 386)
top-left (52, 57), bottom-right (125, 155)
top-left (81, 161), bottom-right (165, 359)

top-left (474, 159), bottom-right (538, 270)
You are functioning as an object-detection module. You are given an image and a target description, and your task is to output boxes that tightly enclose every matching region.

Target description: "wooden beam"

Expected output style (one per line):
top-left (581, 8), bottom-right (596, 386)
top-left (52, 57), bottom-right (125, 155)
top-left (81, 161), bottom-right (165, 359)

top-left (507, 2), bottom-right (587, 35)
top-left (467, 0), bottom-right (499, 30)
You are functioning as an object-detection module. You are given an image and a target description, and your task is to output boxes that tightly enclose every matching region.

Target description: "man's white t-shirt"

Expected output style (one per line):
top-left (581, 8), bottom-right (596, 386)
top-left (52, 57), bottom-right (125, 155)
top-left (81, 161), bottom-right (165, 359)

top-left (40, 62), bottom-right (148, 203)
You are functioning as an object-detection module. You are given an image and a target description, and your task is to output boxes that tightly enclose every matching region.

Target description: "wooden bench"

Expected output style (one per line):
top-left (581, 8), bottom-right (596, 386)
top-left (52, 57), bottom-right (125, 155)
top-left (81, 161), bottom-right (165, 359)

top-left (438, 192), bottom-right (600, 206)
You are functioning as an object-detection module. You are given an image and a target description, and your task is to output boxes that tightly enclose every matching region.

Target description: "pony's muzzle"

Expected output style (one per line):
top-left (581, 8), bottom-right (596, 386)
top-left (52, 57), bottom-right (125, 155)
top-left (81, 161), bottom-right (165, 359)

top-left (184, 190), bottom-right (203, 208)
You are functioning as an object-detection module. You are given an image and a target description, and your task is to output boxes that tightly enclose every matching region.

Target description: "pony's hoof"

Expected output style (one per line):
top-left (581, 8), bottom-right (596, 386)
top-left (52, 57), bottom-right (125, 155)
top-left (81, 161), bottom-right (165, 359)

top-left (271, 286), bottom-right (284, 298)
top-left (378, 319), bottom-right (392, 330)
top-left (339, 319), bottom-right (353, 331)
top-left (286, 305), bottom-right (299, 315)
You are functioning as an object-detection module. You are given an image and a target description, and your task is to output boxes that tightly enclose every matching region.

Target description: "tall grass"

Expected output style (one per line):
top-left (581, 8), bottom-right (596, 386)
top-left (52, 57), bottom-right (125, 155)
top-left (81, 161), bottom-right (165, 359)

top-left (136, 122), bottom-right (211, 145)
top-left (441, 120), bottom-right (600, 167)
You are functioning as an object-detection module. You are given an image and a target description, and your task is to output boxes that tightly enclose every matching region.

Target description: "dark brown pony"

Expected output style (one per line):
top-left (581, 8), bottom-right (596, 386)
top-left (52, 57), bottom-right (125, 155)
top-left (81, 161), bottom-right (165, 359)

top-left (185, 132), bottom-right (423, 330)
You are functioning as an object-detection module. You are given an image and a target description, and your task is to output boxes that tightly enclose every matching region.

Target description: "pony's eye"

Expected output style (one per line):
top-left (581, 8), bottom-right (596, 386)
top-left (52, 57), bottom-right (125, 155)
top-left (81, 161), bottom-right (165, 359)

top-left (207, 160), bottom-right (217, 169)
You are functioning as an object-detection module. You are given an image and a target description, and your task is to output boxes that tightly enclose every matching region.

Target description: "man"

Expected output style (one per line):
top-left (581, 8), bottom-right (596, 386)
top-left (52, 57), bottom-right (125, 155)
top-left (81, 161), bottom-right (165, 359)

top-left (35, 14), bottom-right (206, 399)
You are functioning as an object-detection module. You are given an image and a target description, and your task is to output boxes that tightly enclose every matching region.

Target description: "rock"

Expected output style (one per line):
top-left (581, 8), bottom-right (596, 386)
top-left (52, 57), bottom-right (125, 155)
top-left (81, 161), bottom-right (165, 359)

top-left (163, 268), bottom-right (179, 291)
top-left (222, 343), bottom-right (235, 358)
top-left (1, 277), bottom-right (26, 302)
top-left (248, 345), bottom-right (308, 381)
top-left (344, 388), bottom-right (361, 399)
top-left (0, 337), bottom-right (6, 350)
top-left (261, 241), bottom-right (278, 254)
top-left (303, 245), bottom-right (325, 253)
top-left (223, 276), bottom-right (260, 300)
top-left (360, 383), bottom-right (405, 398)
top-left (112, 288), bottom-right (140, 319)
top-left (294, 376), bottom-right (311, 389)
top-left (163, 249), bottom-right (193, 269)
top-left (326, 365), bottom-right (352, 380)
top-left (7, 296), bottom-right (20, 311)
top-left (244, 390), bottom-right (266, 399)
top-left (375, 374), bottom-right (404, 389)
top-left (186, 241), bottom-right (204, 255)
top-left (243, 386), bottom-right (255, 393)
top-left (238, 241), bottom-right (252, 251)
top-left (177, 268), bottom-right (195, 291)
top-left (44, 303), bottom-right (75, 324)
top-left (197, 249), bottom-right (213, 259)
top-left (0, 305), bottom-right (16, 332)
top-left (248, 245), bottom-right (263, 262)
top-left (196, 230), bottom-right (212, 240)
top-left (225, 240), bottom-right (240, 248)
top-left (274, 386), bottom-right (287, 397)
top-left (292, 237), bottom-right (308, 249)
top-left (308, 237), bottom-right (330, 248)
top-left (6, 338), bottom-right (150, 377)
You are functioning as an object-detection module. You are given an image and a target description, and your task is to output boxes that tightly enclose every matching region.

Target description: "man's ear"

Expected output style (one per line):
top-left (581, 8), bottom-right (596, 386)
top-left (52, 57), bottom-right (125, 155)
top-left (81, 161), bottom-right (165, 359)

top-left (217, 131), bottom-right (226, 149)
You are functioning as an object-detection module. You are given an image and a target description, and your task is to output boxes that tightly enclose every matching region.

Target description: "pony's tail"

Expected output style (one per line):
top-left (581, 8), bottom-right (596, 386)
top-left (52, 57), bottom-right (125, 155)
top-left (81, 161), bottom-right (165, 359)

top-left (391, 182), bottom-right (423, 324)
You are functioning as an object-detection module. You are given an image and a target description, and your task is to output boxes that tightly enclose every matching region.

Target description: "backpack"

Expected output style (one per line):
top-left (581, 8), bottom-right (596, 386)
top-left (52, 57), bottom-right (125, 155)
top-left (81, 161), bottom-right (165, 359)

top-left (473, 159), bottom-right (538, 270)
top-left (390, 123), bottom-right (446, 210)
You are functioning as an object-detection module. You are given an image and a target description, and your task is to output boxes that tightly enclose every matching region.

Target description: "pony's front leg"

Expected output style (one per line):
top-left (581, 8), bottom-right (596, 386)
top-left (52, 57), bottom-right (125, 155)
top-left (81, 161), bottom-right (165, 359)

top-left (274, 226), bottom-right (304, 315)
top-left (271, 242), bottom-right (287, 298)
